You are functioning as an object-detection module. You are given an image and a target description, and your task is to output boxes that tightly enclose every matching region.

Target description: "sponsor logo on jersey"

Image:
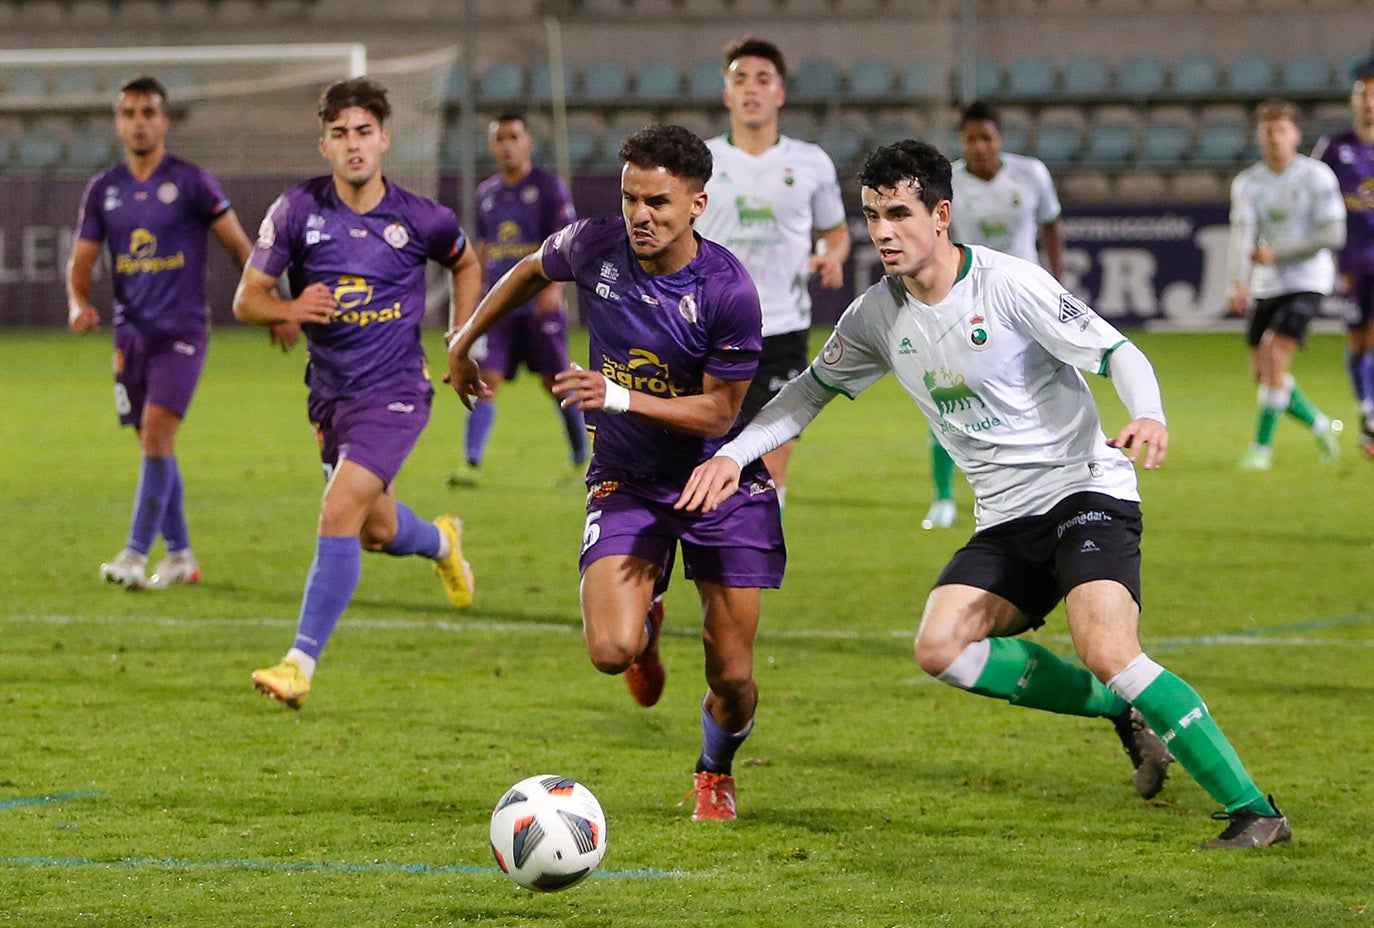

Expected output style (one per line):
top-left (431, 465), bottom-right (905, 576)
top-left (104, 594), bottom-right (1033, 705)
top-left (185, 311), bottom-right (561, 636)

top-left (172, 341), bottom-right (196, 356)
top-left (327, 275), bottom-right (403, 327)
top-left (115, 228), bottom-right (187, 275)
top-left (677, 293), bottom-right (697, 324)
top-left (599, 262), bottom-right (619, 281)
top-left (734, 195), bottom-right (777, 227)
top-left (387, 402), bottom-right (416, 413)
top-left (383, 222), bottom-right (409, 249)
top-left (603, 348), bottom-right (685, 397)
top-left (157, 182), bottom-right (179, 204)
top-left (1058, 293), bottom-right (1095, 329)
top-left (103, 184), bottom-right (122, 212)
top-left (898, 336), bottom-right (919, 356)
top-left (595, 282), bottom-right (619, 301)
top-left (923, 368), bottom-right (987, 414)
top-left (588, 480), bottom-right (619, 500)
top-left (349, 228), bottom-right (368, 238)
top-left (488, 220), bottom-right (538, 261)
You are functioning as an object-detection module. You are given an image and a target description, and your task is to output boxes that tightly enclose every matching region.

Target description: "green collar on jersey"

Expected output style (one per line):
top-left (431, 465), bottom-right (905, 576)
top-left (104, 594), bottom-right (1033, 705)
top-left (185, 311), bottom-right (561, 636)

top-left (724, 131), bottom-right (781, 149)
top-left (954, 244), bottom-right (972, 283)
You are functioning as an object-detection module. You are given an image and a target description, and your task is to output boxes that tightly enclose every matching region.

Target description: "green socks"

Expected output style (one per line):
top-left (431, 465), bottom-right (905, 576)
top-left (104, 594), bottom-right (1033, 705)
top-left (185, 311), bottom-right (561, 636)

top-left (968, 638), bottom-right (1128, 719)
top-left (929, 430), bottom-right (956, 502)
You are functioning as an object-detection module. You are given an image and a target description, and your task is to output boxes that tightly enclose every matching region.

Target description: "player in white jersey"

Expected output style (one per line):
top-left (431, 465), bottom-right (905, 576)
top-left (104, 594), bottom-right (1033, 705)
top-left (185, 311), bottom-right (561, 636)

top-left (679, 140), bottom-right (1291, 850)
top-left (695, 37), bottom-right (850, 509)
top-left (1227, 99), bottom-right (1347, 471)
top-left (911, 100), bottom-right (1069, 531)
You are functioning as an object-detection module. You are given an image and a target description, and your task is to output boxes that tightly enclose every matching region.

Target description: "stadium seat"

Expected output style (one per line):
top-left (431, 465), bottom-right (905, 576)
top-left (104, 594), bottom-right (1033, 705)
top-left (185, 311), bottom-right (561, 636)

top-left (528, 63), bottom-right (576, 104)
top-left (1281, 54), bottom-right (1330, 95)
top-left (1308, 102), bottom-right (1352, 143)
top-left (847, 58), bottom-right (894, 101)
top-left (664, 108), bottom-right (719, 141)
top-left (688, 57), bottom-right (723, 102)
top-left (870, 112), bottom-right (924, 146)
top-left (1005, 56), bottom-right (1055, 100)
top-left (1136, 115), bottom-right (1194, 168)
top-left (1079, 116), bottom-right (1136, 168)
top-left (817, 113), bottom-right (866, 169)
top-left (790, 58), bottom-right (841, 103)
top-left (5, 70), bottom-right (48, 98)
top-left (439, 124), bottom-right (465, 169)
top-left (1226, 55), bottom-right (1275, 96)
top-left (1031, 112), bottom-right (1083, 165)
top-left (635, 62), bottom-right (682, 102)
top-left (52, 68), bottom-right (97, 98)
top-left (1191, 110), bottom-right (1249, 166)
top-left (1171, 55), bottom-right (1220, 96)
top-left (997, 108), bottom-right (1032, 155)
top-left (65, 121), bottom-right (113, 168)
top-left (580, 62), bottom-right (629, 104)
top-left (975, 59), bottom-right (1003, 98)
top-left (778, 108), bottom-right (820, 143)
top-left (897, 60), bottom-right (943, 100)
top-left (441, 65), bottom-right (471, 104)
top-left (1117, 55), bottom-right (1165, 98)
top-left (14, 123), bottom-right (64, 170)
top-left (1061, 57), bottom-right (1111, 98)
top-left (477, 62), bottom-right (525, 105)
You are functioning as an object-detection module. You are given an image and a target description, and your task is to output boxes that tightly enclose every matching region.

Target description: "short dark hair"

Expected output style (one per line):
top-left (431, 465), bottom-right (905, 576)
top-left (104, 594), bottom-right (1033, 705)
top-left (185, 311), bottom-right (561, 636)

top-left (118, 76), bottom-right (167, 103)
top-left (318, 77), bottom-right (391, 125)
top-left (492, 111), bottom-right (526, 126)
top-left (1351, 54), bottom-right (1374, 81)
top-left (958, 100), bottom-right (1000, 129)
top-left (723, 36), bottom-right (787, 80)
top-left (618, 124), bottom-right (713, 190)
top-left (858, 139), bottom-right (953, 213)
top-left (1254, 98), bottom-right (1301, 126)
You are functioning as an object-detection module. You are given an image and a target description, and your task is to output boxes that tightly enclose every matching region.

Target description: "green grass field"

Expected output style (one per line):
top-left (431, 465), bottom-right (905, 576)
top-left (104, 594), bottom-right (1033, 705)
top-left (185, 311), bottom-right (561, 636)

top-left (1, 326), bottom-right (1371, 927)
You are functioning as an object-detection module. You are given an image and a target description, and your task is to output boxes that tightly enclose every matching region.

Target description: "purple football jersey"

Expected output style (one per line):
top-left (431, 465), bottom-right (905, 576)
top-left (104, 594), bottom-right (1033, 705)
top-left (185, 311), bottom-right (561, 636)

top-left (248, 176), bottom-right (468, 400)
top-left (75, 154), bottom-right (231, 337)
top-left (1316, 129), bottom-right (1374, 275)
top-left (477, 166), bottom-right (575, 308)
top-left (540, 216), bottom-right (764, 483)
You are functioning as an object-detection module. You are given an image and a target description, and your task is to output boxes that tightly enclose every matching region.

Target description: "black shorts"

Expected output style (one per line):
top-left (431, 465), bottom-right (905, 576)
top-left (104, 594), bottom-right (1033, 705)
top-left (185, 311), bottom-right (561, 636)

top-left (1247, 292), bottom-right (1322, 348)
top-left (934, 491), bottom-right (1143, 628)
top-left (1342, 271), bottom-right (1374, 330)
top-left (741, 329), bottom-right (810, 423)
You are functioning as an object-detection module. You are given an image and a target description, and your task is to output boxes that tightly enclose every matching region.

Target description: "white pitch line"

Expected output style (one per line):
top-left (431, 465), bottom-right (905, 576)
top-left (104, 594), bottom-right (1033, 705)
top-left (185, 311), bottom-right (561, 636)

top-left (3, 614), bottom-right (1372, 648)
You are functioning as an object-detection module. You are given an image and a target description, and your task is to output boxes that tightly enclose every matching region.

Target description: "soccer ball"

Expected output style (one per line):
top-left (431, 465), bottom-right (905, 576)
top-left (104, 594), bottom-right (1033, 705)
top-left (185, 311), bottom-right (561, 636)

top-left (489, 774), bottom-right (608, 892)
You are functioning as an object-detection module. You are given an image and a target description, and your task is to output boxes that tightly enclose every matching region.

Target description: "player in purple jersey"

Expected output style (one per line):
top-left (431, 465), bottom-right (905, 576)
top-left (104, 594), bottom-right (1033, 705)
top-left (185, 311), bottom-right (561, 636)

top-left (66, 75), bottom-right (271, 591)
top-left (447, 113), bottom-right (587, 486)
top-left (447, 125), bottom-right (784, 821)
top-left (231, 78), bottom-right (481, 709)
top-left (1313, 54), bottom-right (1374, 455)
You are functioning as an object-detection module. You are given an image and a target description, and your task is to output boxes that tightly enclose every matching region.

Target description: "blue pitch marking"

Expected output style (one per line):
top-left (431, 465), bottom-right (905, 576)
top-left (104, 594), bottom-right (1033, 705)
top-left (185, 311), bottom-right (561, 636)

top-left (0, 855), bottom-right (682, 880)
top-left (0, 791), bottom-right (104, 810)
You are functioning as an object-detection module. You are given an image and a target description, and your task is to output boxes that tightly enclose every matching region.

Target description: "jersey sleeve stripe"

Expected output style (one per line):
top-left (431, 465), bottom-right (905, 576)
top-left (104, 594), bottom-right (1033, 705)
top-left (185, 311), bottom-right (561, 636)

top-left (809, 365), bottom-right (855, 400)
top-left (1099, 338), bottom-right (1128, 377)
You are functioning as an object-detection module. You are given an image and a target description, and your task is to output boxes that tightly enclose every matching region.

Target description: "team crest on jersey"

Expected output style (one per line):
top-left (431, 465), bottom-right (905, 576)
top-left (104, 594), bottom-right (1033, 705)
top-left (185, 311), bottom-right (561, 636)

top-left (520, 185), bottom-right (539, 204)
top-left (103, 185), bottom-right (121, 211)
top-left (383, 223), bottom-right (409, 248)
top-left (783, 168), bottom-right (795, 186)
top-left (677, 293), bottom-right (697, 324)
top-left (1058, 293), bottom-right (1095, 330)
top-left (157, 182), bottom-right (179, 204)
top-left (820, 333), bottom-right (844, 366)
top-left (967, 315), bottom-right (990, 351)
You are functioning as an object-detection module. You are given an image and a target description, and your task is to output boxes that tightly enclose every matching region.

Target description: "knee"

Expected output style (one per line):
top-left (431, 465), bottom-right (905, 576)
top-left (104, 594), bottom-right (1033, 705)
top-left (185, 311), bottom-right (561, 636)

top-left (585, 631), bottom-right (636, 676)
top-left (1077, 640), bottom-right (1138, 683)
top-left (705, 660), bottom-right (754, 701)
top-left (913, 627), bottom-right (965, 678)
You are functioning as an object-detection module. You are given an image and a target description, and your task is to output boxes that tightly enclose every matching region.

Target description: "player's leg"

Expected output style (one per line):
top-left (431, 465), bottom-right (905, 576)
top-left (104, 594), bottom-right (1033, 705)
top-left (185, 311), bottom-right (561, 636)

top-left (745, 331), bottom-right (809, 512)
top-left (531, 309), bottom-right (588, 468)
top-left (580, 554), bottom-right (662, 674)
top-left (1344, 276), bottom-right (1374, 454)
top-left (452, 323), bottom-right (513, 485)
top-left (1261, 296), bottom-right (1339, 463)
top-left (141, 332), bottom-right (207, 588)
top-left (923, 429), bottom-right (957, 530)
top-left (1240, 300), bottom-right (1283, 469)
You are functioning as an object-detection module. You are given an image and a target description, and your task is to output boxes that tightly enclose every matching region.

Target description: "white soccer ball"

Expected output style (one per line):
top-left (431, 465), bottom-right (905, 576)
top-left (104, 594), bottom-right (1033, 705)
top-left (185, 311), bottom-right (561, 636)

top-left (489, 774), bottom-right (608, 892)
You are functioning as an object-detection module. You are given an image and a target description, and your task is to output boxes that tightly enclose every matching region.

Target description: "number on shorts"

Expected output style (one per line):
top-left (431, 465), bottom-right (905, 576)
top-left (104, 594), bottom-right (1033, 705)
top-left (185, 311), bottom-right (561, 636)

top-left (113, 383), bottom-right (132, 417)
top-left (581, 509), bottom-right (603, 554)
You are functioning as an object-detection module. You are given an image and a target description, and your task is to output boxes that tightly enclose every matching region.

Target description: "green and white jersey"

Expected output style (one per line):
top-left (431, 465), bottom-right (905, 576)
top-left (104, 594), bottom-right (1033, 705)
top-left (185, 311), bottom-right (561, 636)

top-left (812, 245), bottom-right (1139, 529)
top-left (697, 134), bottom-right (846, 337)
top-left (949, 152), bottom-right (1061, 265)
top-left (1230, 154), bottom-right (1345, 299)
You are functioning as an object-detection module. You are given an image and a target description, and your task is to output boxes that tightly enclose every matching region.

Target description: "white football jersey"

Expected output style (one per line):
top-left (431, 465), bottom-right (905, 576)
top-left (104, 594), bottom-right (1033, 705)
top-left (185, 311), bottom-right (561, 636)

top-left (697, 135), bottom-right (847, 337)
top-left (949, 152), bottom-right (1061, 266)
top-left (811, 245), bottom-right (1140, 529)
top-left (1230, 154), bottom-right (1345, 299)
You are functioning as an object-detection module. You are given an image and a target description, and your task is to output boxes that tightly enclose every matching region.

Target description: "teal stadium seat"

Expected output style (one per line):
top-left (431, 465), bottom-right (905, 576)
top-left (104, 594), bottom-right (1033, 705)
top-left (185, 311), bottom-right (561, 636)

top-left (778, 108), bottom-right (820, 142)
top-left (441, 65), bottom-right (470, 103)
top-left (975, 59), bottom-right (1003, 98)
top-left (1117, 55), bottom-right (1164, 98)
top-left (635, 62), bottom-right (681, 102)
top-left (1281, 54), bottom-right (1330, 95)
top-left (847, 58), bottom-right (893, 101)
top-left (1191, 114), bottom-right (1248, 166)
top-left (565, 126), bottom-right (600, 169)
top-left (5, 71), bottom-right (48, 97)
top-left (580, 62), bottom-right (629, 103)
top-left (1079, 119), bottom-right (1135, 167)
top-left (817, 114), bottom-right (866, 169)
top-left (1032, 117), bottom-right (1082, 165)
top-left (1136, 117), bottom-right (1193, 167)
top-left (15, 126), bottom-right (63, 170)
top-left (790, 58), bottom-right (841, 103)
top-left (1227, 55), bottom-right (1275, 96)
top-left (66, 122), bottom-right (113, 168)
top-left (1005, 57), bottom-right (1055, 100)
top-left (1171, 55), bottom-right (1220, 96)
top-left (529, 63), bottom-right (576, 104)
top-left (898, 60), bottom-right (943, 100)
top-left (440, 125), bottom-right (464, 169)
top-left (52, 69), bottom-right (97, 98)
top-left (1061, 57), bottom-right (1110, 99)
top-left (477, 63), bottom-right (525, 105)
top-left (688, 57), bottom-right (723, 102)
top-left (997, 111), bottom-right (1031, 154)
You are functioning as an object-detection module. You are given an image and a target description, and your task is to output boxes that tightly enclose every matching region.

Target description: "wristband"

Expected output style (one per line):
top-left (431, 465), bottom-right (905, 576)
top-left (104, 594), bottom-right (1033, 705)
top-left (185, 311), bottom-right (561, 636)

top-left (602, 376), bottom-right (631, 414)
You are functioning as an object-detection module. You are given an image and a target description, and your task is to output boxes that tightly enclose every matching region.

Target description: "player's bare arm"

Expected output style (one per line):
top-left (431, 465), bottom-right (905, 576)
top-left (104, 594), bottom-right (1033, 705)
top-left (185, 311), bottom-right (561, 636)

top-left (808, 222), bottom-right (851, 290)
top-left (1107, 418), bottom-right (1169, 470)
top-left (445, 249), bottom-right (551, 409)
top-left (232, 265), bottom-right (337, 328)
top-left (211, 209), bottom-right (300, 350)
top-left (65, 237), bottom-right (103, 334)
top-left (1040, 218), bottom-right (1066, 281)
top-left (447, 238), bottom-right (482, 332)
top-left (553, 371), bottom-right (748, 439)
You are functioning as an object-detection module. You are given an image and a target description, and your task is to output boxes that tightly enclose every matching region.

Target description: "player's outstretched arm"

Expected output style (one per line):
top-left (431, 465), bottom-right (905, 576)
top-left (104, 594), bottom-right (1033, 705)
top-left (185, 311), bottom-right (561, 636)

top-left (232, 266), bottom-right (337, 328)
top-left (1107, 417), bottom-right (1169, 470)
top-left (65, 238), bottom-right (103, 334)
top-left (808, 222), bottom-right (851, 290)
top-left (676, 457), bottom-right (744, 513)
top-left (446, 251), bottom-right (551, 410)
top-left (1104, 342), bottom-right (1168, 469)
top-left (553, 370), bottom-right (747, 438)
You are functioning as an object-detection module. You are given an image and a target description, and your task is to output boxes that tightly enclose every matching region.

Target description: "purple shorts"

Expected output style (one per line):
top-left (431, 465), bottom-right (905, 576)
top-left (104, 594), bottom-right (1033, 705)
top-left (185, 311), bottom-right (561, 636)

top-left (578, 474), bottom-right (786, 590)
top-left (1342, 271), bottom-right (1374, 330)
top-left (112, 326), bottom-right (207, 427)
top-left (473, 307), bottom-right (571, 380)
top-left (307, 385), bottom-right (432, 488)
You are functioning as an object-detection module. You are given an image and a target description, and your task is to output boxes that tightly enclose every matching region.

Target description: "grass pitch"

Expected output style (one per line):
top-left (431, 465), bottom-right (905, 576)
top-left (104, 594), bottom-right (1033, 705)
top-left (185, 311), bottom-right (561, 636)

top-left (1, 326), bottom-right (1371, 927)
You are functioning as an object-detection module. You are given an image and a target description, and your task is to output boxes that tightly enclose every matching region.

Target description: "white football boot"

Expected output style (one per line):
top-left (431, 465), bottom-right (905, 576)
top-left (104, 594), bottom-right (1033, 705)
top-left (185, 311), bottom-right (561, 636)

top-left (147, 550), bottom-right (201, 589)
top-left (100, 548), bottom-right (148, 590)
